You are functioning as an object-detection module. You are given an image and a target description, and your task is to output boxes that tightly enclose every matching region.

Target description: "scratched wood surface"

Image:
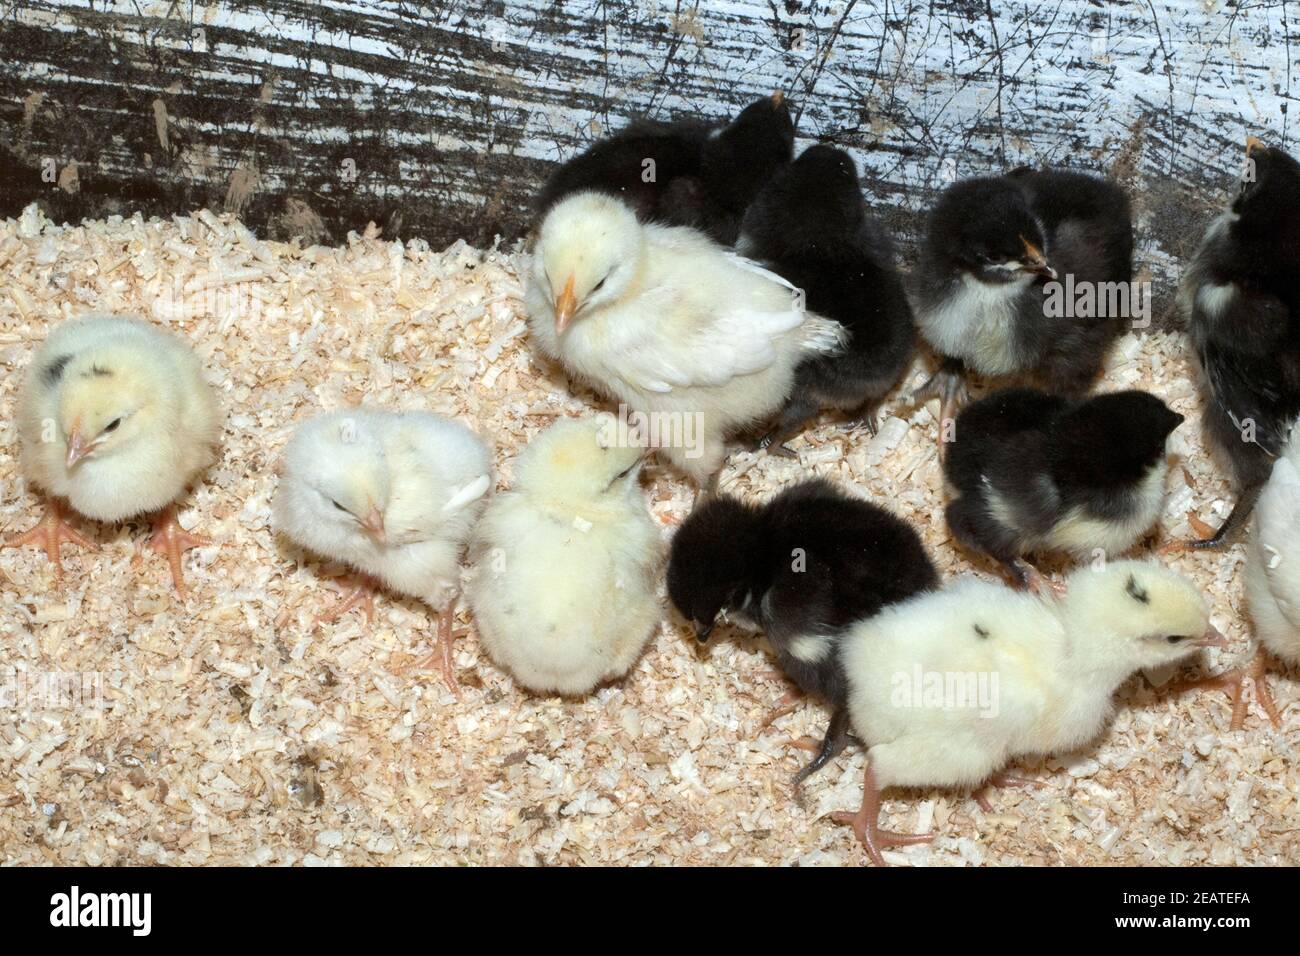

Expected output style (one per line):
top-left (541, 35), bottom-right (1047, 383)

top-left (0, 1), bottom-right (1296, 316)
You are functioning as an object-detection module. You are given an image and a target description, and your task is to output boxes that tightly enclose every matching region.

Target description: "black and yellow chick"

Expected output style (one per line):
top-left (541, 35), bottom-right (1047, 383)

top-left (667, 479), bottom-right (938, 785)
top-left (912, 167), bottom-right (1133, 429)
top-left (1179, 137), bottom-right (1300, 548)
top-left (944, 387), bottom-right (1183, 592)
top-left (738, 145), bottom-right (916, 454)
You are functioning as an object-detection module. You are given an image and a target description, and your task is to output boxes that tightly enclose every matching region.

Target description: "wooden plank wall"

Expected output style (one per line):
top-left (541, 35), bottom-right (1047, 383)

top-left (0, 1), bottom-right (1295, 319)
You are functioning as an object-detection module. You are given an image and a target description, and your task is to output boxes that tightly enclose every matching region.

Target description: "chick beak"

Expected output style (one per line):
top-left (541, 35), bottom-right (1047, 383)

top-left (694, 620), bottom-right (714, 642)
top-left (1019, 236), bottom-right (1057, 280)
top-left (770, 90), bottom-right (785, 107)
top-left (362, 506), bottom-right (386, 544)
top-left (1246, 135), bottom-right (1265, 158)
top-left (554, 274), bottom-right (579, 335)
top-left (1194, 623), bottom-right (1230, 649)
top-left (65, 429), bottom-right (90, 469)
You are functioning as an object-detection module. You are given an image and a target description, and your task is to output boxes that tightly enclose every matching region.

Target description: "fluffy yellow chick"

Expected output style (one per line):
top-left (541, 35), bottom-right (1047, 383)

top-left (468, 415), bottom-right (661, 695)
top-left (8, 314), bottom-right (220, 593)
top-left (525, 191), bottom-right (845, 488)
top-left (836, 559), bottom-right (1223, 865)
top-left (272, 408), bottom-right (493, 695)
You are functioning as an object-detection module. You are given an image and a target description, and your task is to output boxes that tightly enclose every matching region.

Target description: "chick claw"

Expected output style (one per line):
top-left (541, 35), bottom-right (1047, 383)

top-left (4, 500), bottom-right (94, 584)
top-left (314, 576), bottom-right (377, 626)
top-left (134, 508), bottom-right (211, 596)
top-left (912, 366), bottom-right (968, 457)
top-left (973, 771), bottom-right (1043, 813)
top-left (832, 765), bottom-right (935, 867)
top-left (758, 688), bottom-right (804, 730)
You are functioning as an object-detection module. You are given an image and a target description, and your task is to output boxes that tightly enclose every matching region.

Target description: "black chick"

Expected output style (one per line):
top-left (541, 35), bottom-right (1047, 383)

top-left (661, 92), bottom-right (795, 244)
top-left (666, 479), bottom-right (938, 784)
top-left (944, 387), bottom-right (1183, 591)
top-left (912, 167), bottom-right (1133, 431)
top-left (534, 116), bottom-right (711, 223)
top-left (737, 144), bottom-right (916, 454)
top-left (535, 93), bottom-right (793, 244)
top-left (1180, 137), bottom-right (1300, 548)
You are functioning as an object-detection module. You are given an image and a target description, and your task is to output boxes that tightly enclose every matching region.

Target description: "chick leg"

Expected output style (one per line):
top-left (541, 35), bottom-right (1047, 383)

top-left (912, 358), bottom-right (968, 455)
top-left (135, 506), bottom-right (211, 596)
top-left (756, 396), bottom-right (820, 460)
top-left (831, 764), bottom-right (935, 867)
top-left (1011, 559), bottom-right (1068, 599)
top-left (792, 707), bottom-right (852, 786)
top-left (314, 575), bottom-right (378, 626)
top-left (3, 499), bottom-right (94, 584)
top-left (1177, 650), bottom-right (1283, 730)
top-left (1163, 483), bottom-right (1264, 553)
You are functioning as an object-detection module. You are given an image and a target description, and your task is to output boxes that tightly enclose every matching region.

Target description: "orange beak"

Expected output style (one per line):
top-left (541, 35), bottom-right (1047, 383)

top-left (1195, 623), bottom-right (1231, 650)
top-left (362, 505), bottom-right (385, 543)
top-left (554, 274), bottom-right (579, 335)
top-left (1246, 135), bottom-right (1266, 157)
top-left (1019, 236), bottom-right (1057, 279)
top-left (65, 429), bottom-right (90, 469)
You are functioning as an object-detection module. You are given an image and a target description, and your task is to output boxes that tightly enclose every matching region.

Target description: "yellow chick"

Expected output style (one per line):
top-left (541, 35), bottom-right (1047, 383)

top-left (8, 314), bottom-right (221, 593)
top-left (525, 191), bottom-right (845, 489)
top-left (468, 415), bottom-right (661, 696)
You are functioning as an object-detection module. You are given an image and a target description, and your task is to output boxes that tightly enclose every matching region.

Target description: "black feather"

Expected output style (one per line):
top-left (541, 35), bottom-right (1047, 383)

top-left (44, 354), bottom-right (72, 385)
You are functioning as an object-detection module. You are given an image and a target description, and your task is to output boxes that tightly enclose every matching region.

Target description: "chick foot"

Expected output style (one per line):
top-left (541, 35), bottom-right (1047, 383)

top-left (755, 432), bottom-right (800, 460)
top-left (791, 707), bottom-right (852, 787)
top-left (134, 507), bottom-right (211, 596)
top-left (1178, 650), bottom-right (1282, 730)
top-left (973, 771), bottom-right (1043, 813)
top-left (314, 575), bottom-right (378, 626)
top-left (406, 601), bottom-right (466, 698)
top-left (1012, 559), bottom-right (1067, 599)
top-left (758, 687), bottom-right (804, 731)
top-left (831, 764), bottom-right (935, 867)
top-left (3, 499), bottom-right (94, 584)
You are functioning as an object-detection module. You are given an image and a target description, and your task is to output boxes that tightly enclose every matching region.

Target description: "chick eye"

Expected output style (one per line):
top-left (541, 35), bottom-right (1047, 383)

top-left (592, 277), bottom-right (607, 293)
top-left (331, 499), bottom-right (347, 512)
top-left (104, 417), bottom-right (122, 433)
top-left (1166, 635), bottom-right (1187, 645)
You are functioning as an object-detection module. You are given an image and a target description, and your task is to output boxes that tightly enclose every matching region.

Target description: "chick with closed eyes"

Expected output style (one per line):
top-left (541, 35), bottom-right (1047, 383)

top-left (1178, 137), bottom-right (1300, 548)
top-left (7, 314), bottom-right (220, 593)
top-left (944, 387), bottom-right (1183, 593)
top-left (738, 144), bottom-right (915, 453)
top-left (836, 560), bottom-right (1225, 865)
top-left (272, 408), bottom-right (492, 694)
top-left (667, 479), bottom-right (938, 784)
top-left (526, 191), bottom-right (845, 489)
top-left (468, 416), bottom-right (660, 696)
top-left (912, 167), bottom-right (1132, 433)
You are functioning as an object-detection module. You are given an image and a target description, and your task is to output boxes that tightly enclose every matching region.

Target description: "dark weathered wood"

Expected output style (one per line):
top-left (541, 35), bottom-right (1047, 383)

top-left (1, 1), bottom-right (1296, 320)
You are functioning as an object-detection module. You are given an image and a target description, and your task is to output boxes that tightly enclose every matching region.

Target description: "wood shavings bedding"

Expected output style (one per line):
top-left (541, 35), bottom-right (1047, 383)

top-left (0, 205), bottom-right (1295, 866)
